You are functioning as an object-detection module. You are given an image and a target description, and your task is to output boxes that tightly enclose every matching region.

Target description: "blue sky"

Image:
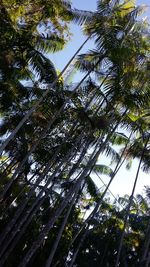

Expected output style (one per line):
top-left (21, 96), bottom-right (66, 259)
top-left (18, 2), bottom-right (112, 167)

top-left (49, 1), bottom-right (97, 70)
top-left (72, 0), bottom-right (97, 10)
top-left (50, 0), bottom-right (150, 71)
top-left (50, 0), bottom-right (150, 197)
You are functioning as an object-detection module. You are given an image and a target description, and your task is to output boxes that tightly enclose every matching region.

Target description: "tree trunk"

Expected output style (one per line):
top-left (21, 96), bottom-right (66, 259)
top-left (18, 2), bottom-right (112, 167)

top-left (115, 137), bottom-right (149, 267)
top-left (45, 191), bottom-right (78, 267)
top-left (0, 36), bottom-right (91, 154)
top-left (0, 137), bottom-right (90, 265)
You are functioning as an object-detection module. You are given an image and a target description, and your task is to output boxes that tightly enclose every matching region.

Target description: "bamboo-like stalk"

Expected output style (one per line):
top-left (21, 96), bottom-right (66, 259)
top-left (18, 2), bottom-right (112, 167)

top-left (0, 63), bottom-right (108, 247)
top-left (44, 191), bottom-right (78, 267)
top-left (68, 230), bottom-right (87, 267)
top-left (63, 150), bottom-right (127, 265)
top-left (1, 161), bottom-right (46, 217)
top-left (145, 252), bottom-right (150, 267)
top-left (16, 139), bottom-right (103, 267)
top-left (139, 215), bottom-right (150, 266)
top-left (0, 79), bottom-right (96, 188)
top-left (0, 132), bottom-right (89, 263)
top-left (0, 76), bottom-right (104, 258)
top-left (115, 136), bottom-right (149, 267)
top-left (0, 157), bottom-right (17, 181)
top-left (0, 156), bottom-right (10, 169)
top-left (0, 56), bottom-right (104, 202)
top-left (0, 119), bottom-right (79, 200)
top-left (0, 3), bottom-right (148, 267)
top-left (64, 134), bottom-right (139, 267)
top-left (0, 98), bottom-right (127, 266)
top-left (0, 35), bottom-right (92, 154)
top-left (65, 114), bottom-right (130, 252)
top-left (0, 150), bottom-right (87, 266)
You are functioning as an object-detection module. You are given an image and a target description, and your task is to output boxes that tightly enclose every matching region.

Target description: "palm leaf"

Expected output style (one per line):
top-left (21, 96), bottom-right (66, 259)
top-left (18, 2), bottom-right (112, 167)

top-left (93, 164), bottom-right (113, 177)
top-left (28, 50), bottom-right (57, 83)
top-left (71, 8), bottom-right (94, 26)
top-left (86, 176), bottom-right (99, 198)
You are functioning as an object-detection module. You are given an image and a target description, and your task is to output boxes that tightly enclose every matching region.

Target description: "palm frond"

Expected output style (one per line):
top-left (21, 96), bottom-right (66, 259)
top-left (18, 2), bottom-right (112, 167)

top-left (71, 8), bottom-right (94, 25)
top-left (110, 132), bottom-right (129, 145)
top-left (28, 50), bottom-right (57, 83)
top-left (93, 164), bottom-right (113, 177)
top-left (86, 176), bottom-right (99, 199)
top-left (36, 34), bottom-right (66, 53)
top-left (104, 143), bottom-right (120, 163)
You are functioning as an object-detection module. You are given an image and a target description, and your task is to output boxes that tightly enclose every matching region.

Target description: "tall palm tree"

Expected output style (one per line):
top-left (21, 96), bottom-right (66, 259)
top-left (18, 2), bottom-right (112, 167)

top-left (0, 0), bottom-right (150, 266)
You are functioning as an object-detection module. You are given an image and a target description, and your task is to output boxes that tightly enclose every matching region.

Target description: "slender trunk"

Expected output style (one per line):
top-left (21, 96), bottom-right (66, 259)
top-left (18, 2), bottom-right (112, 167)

top-left (1, 166), bottom-right (85, 266)
top-left (0, 133), bottom-right (88, 263)
top-left (66, 148), bottom-right (127, 267)
top-left (66, 119), bottom-right (130, 249)
top-left (0, 157), bottom-right (17, 181)
top-left (0, 119), bottom-right (79, 200)
top-left (65, 155), bottom-right (124, 257)
top-left (2, 161), bottom-right (47, 215)
top-left (0, 75), bottom-right (104, 239)
top-left (100, 242), bottom-right (110, 266)
top-left (0, 56), bottom-right (102, 200)
top-left (17, 140), bottom-right (102, 267)
top-left (44, 192), bottom-right (78, 267)
top-left (62, 118), bottom-right (130, 266)
top-left (140, 216), bottom-right (150, 266)
top-left (1, 123), bottom-right (81, 224)
top-left (145, 252), bottom-right (150, 267)
top-left (0, 36), bottom-right (92, 154)
top-left (68, 230), bottom-right (88, 267)
top-left (115, 137), bottom-right (149, 267)
top-left (0, 131), bottom-right (91, 263)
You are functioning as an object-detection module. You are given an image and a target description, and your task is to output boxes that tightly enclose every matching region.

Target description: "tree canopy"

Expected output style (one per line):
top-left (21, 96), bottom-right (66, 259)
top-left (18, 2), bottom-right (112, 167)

top-left (0, 0), bottom-right (150, 266)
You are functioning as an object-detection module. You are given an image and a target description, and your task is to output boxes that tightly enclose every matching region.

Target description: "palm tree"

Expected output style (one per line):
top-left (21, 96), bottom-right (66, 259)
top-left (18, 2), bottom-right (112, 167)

top-left (0, 0), bottom-right (150, 266)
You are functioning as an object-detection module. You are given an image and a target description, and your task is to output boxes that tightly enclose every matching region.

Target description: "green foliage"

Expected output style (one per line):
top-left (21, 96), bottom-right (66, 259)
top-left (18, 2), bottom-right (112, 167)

top-left (93, 164), bottom-right (113, 177)
top-left (0, 0), bottom-right (150, 266)
top-left (74, 191), bottom-right (150, 267)
top-left (86, 176), bottom-right (99, 199)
